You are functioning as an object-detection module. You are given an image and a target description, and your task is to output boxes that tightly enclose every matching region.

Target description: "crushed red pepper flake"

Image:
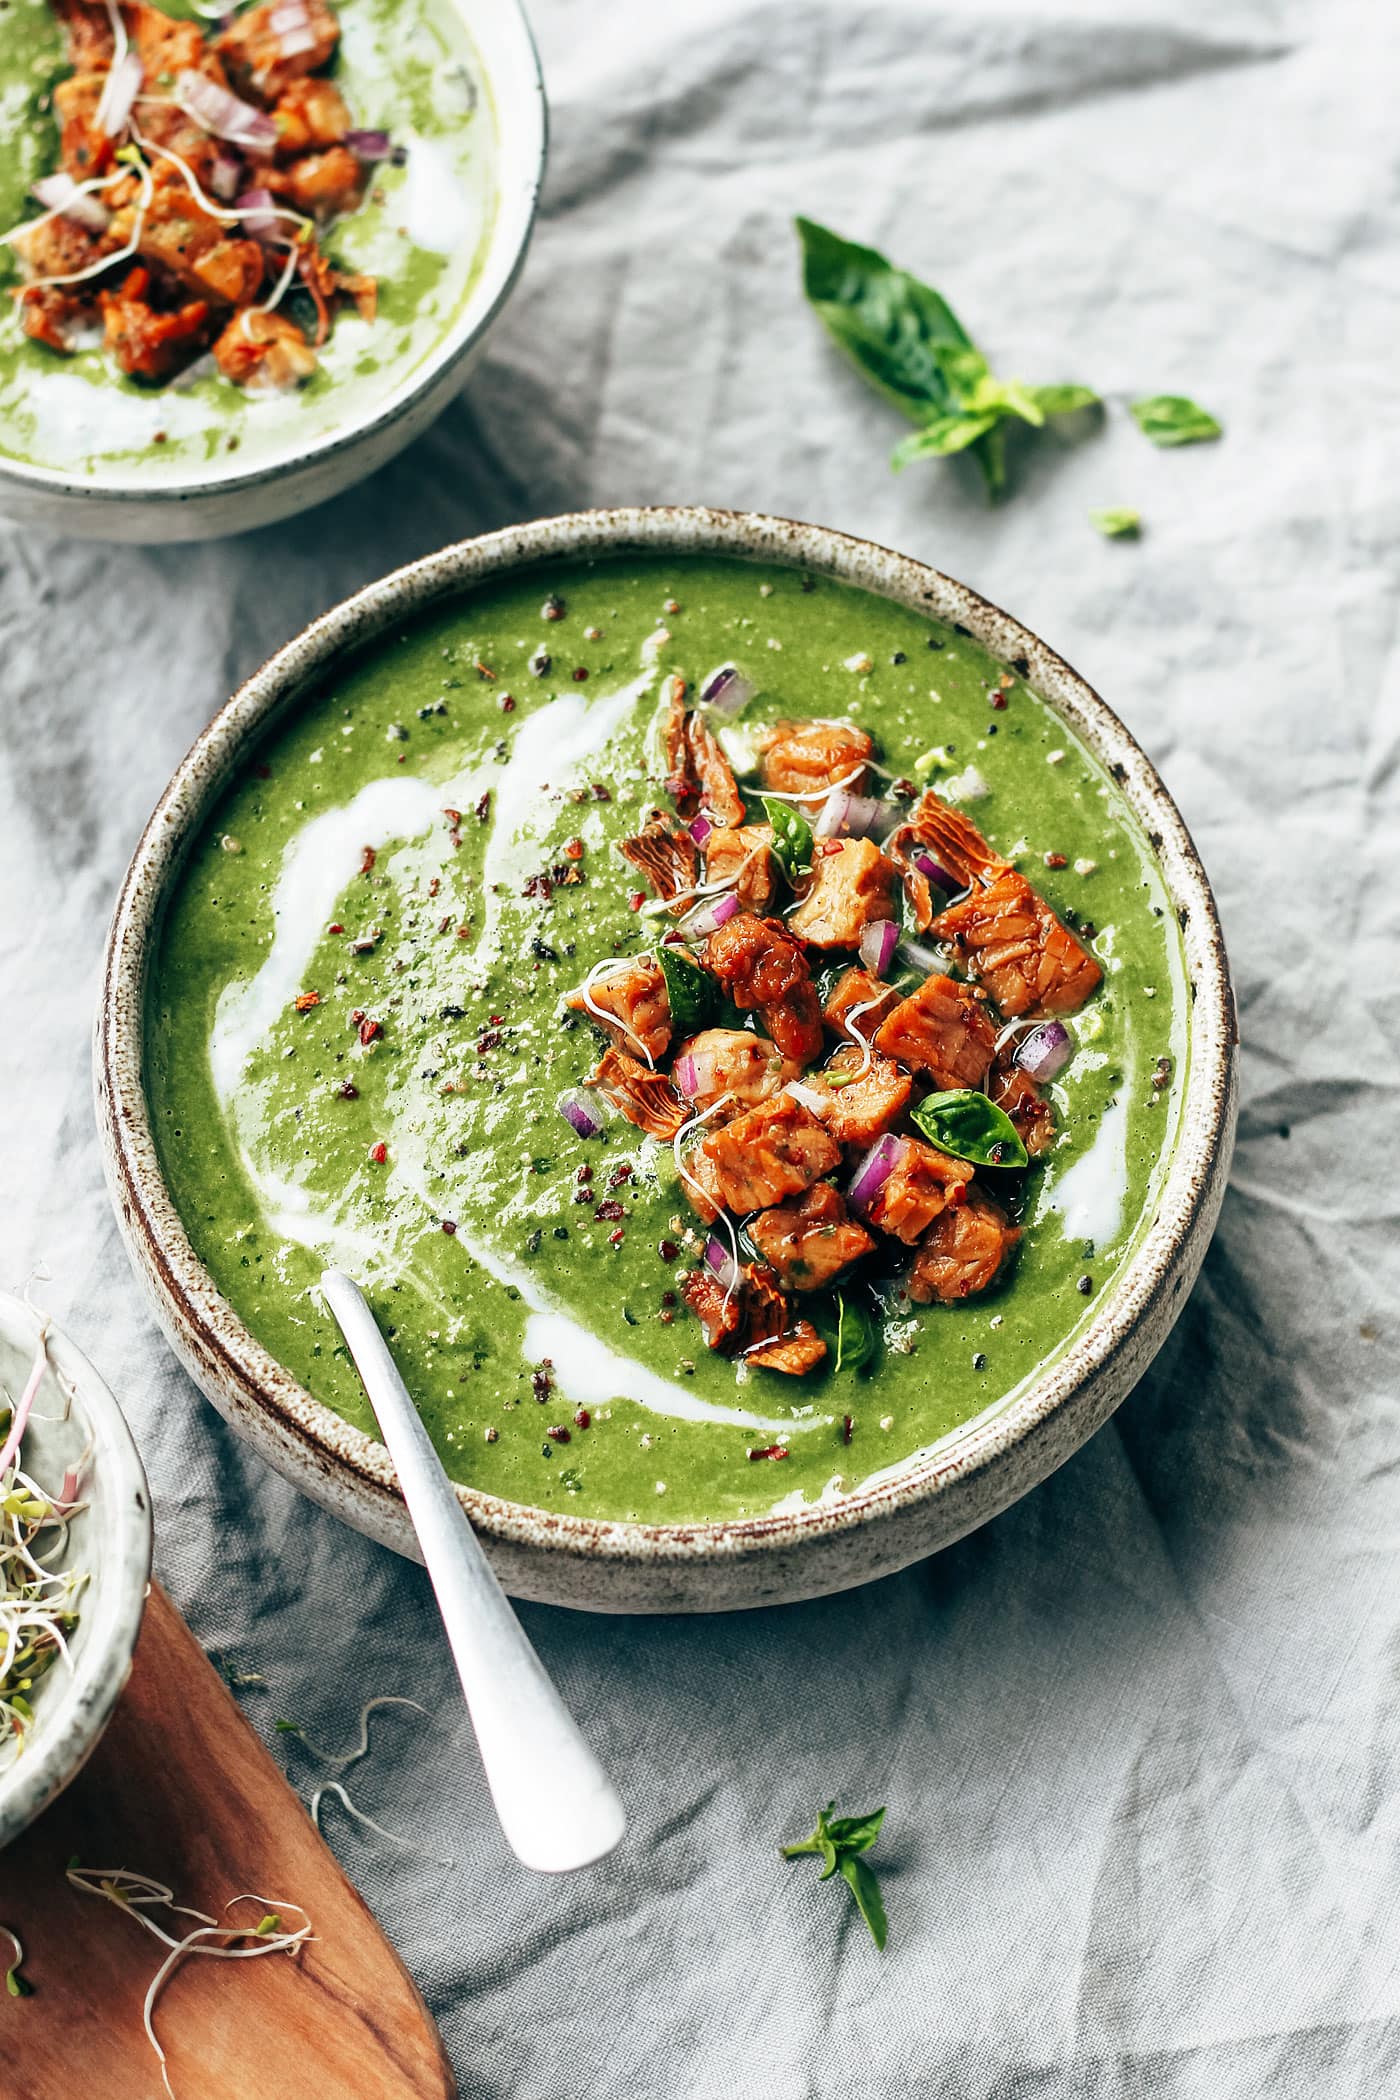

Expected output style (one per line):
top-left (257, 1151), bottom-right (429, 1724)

top-left (989, 690), bottom-right (1009, 711)
top-left (1044, 851), bottom-right (1068, 870)
top-left (428, 877), bottom-right (441, 898)
top-left (475, 660), bottom-right (496, 680)
top-left (842, 1414), bottom-right (854, 1445)
top-left (572, 667), bottom-right (589, 682)
top-left (327, 922), bottom-right (344, 935)
top-left (573, 1409), bottom-right (591, 1429)
top-left (475, 791), bottom-right (492, 822)
top-left (500, 694), bottom-right (517, 713)
top-left (564, 837), bottom-right (585, 861)
top-left (747, 1444), bottom-right (790, 1462)
top-left (358, 1017), bottom-right (382, 1045)
top-left (532, 1365), bottom-right (554, 1401)
top-left (627, 890), bottom-right (646, 912)
top-left (594, 1199), bottom-right (626, 1222)
top-left (607, 1228), bottom-right (625, 1247)
top-left (294, 991), bottom-right (321, 1011)
top-left (368, 1141), bottom-right (388, 1164)
top-left (359, 845), bottom-right (377, 875)
top-left (338, 1081), bottom-right (359, 1100)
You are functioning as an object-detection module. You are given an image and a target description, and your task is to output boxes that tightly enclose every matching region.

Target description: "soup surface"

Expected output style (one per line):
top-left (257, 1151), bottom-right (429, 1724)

top-left (0, 0), bottom-right (495, 479)
top-left (148, 555), bottom-right (1189, 1524)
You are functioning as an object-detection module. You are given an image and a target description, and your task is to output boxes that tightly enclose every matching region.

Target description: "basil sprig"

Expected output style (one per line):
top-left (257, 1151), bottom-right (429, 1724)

top-left (1130, 394), bottom-right (1222, 447)
top-left (761, 795), bottom-right (814, 880)
top-left (911, 1089), bottom-right (1029, 1168)
top-left (781, 1801), bottom-right (889, 1950)
top-left (657, 945), bottom-right (718, 1036)
top-left (796, 217), bottom-right (1099, 500)
top-left (834, 1292), bottom-right (876, 1375)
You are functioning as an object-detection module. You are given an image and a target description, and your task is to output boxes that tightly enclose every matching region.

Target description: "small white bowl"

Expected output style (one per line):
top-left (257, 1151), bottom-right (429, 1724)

top-left (0, 0), bottom-right (546, 544)
top-left (0, 1292), bottom-right (151, 1850)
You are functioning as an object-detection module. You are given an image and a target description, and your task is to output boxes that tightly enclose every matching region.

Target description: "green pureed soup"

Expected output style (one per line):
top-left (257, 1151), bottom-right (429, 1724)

top-left (0, 0), bottom-right (495, 479)
top-left (148, 557), bottom-right (1189, 1524)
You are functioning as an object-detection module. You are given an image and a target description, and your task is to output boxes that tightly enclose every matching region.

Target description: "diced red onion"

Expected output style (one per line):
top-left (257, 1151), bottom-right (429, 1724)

top-left (912, 848), bottom-right (959, 895)
top-left (704, 1235), bottom-right (742, 1293)
top-left (346, 129), bottom-right (393, 161)
top-left (685, 890), bottom-right (741, 937)
top-left (96, 50), bottom-right (143, 137)
top-left (858, 919), bottom-right (899, 977)
top-left (31, 174), bottom-right (111, 233)
top-left (814, 789), bottom-right (897, 841)
top-left (673, 1053), bottom-right (699, 1096)
top-left (699, 665), bottom-right (753, 716)
top-left (895, 936), bottom-right (948, 977)
top-left (178, 68), bottom-right (278, 153)
top-left (688, 814), bottom-right (713, 848)
top-left (236, 188), bottom-right (282, 241)
top-left (848, 1133), bottom-right (908, 1214)
top-left (558, 1088), bottom-right (604, 1139)
top-left (1014, 1020), bottom-right (1074, 1083)
top-left (209, 151), bottom-right (243, 201)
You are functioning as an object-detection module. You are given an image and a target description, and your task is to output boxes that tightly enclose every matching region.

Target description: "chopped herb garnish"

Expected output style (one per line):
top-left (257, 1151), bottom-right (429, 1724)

top-left (833, 1293), bottom-right (876, 1375)
top-left (795, 217), bottom-right (1098, 499)
top-left (1130, 394), bottom-right (1222, 447)
top-left (760, 795), bottom-right (814, 880)
top-left (910, 1090), bottom-right (1029, 1169)
top-left (781, 1800), bottom-right (889, 1949)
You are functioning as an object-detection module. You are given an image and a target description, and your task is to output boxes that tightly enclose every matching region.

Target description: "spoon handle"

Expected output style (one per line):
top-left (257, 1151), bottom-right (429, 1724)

top-left (321, 1269), bottom-right (626, 1874)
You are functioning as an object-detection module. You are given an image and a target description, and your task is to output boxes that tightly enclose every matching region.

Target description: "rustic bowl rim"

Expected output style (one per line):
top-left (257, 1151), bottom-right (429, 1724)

top-left (0, 1291), bottom-right (152, 1849)
top-left (0, 0), bottom-right (546, 512)
top-left (99, 504), bottom-right (1235, 1575)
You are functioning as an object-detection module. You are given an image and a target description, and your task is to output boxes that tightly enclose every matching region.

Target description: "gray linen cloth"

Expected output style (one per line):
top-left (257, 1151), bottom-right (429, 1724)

top-left (4, 0), bottom-right (1399, 2090)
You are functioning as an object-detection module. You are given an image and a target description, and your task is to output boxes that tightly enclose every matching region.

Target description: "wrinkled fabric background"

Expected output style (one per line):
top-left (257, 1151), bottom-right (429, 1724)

top-left (5, 0), bottom-right (1399, 2091)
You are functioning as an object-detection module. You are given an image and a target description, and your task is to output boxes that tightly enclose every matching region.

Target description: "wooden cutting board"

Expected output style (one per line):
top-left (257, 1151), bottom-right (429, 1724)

top-left (2, 1582), bottom-right (456, 2100)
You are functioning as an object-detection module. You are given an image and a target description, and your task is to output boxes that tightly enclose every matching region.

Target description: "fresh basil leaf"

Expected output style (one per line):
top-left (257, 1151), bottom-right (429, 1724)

top-left (911, 1088), bottom-right (1029, 1168)
top-left (760, 795), bottom-right (814, 880)
top-left (1130, 394), bottom-right (1222, 446)
top-left (657, 945), bottom-right (718, 1036)
top-left (824, 1805), bottom-right (886, 1853)
top-left (796, 217), bottom-right (973, 422)
top-left (1028, 383), bottom-right (1101, 417)
top-left (834, 1293), bottom-right (876, 1375)
top-left (1090, 508), bottom-right (1142, 539)
top-left (891, 413), bottom-right (999, 469)
top-left (839, 1853), bottom-right (889, 1950)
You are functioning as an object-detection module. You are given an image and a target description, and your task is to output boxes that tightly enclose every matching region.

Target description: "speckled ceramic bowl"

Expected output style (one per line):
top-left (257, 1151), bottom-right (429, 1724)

top-left (96, 507), bottom-right (1237, 1612)
top-left (0, 1293), bottom-right (152, 1849)
top-left (0, 0), bottom-right (545, 545)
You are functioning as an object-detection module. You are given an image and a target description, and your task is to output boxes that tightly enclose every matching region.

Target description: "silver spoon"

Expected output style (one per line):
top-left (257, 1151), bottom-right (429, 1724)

top-left (321, 1268), bottom-right (626, 1874)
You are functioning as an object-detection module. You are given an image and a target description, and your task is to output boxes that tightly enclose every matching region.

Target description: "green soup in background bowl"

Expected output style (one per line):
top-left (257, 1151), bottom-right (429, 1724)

top-left (0, 0), bottom-right (544, 542)
top-left (96, 508), bottom-right (1237, 1611)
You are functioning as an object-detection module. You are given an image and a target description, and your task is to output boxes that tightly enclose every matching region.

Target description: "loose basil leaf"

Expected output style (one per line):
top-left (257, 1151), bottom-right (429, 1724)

top-left (911, 1089), bottom-right (1029, 1168)
top-left (760, 795), bottom-right (814, 880)
top-left (657, 944), bottom-right (718, 1036)
top-left (834, 1292), bottom-right (876, 1375)
top-left (1028, 382), bottom-right (1102, 417)
top-left (1090, 508), bottom-right (1142, 539)
top-left (1130, 394), bottom-right (1222, 447)
top-left (796, 217), bottom-right (1096, 502)
top-left (781, 1800), bottom-right (890, 1949)
top-left (839, 1854), bottom-right (889, 1951)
